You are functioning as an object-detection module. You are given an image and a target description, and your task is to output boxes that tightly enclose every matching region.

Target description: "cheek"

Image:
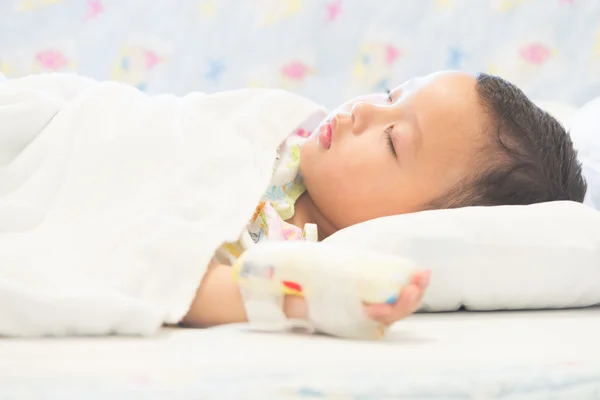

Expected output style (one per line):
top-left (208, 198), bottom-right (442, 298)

top-left (299, 139), bottom-right (318, 176)
top-left (309, 176), bottom-right (371, 228)
top-left (317, 176), bottom-right (394, 228)
top-left (301, 139), bottom-right (387, 194)
top-left (301, 146), bottom-right (357, 187)
top-left (301, 147), bottom-right (397, 227)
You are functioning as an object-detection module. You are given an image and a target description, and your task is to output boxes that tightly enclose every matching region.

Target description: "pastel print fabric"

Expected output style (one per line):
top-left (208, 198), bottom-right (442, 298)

top-left (0, 0), bottom-right (599, 108)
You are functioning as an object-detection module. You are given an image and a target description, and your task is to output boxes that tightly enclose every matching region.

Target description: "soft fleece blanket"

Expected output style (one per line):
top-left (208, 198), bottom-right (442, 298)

top-left (0, 73), bottom-right (326, 337)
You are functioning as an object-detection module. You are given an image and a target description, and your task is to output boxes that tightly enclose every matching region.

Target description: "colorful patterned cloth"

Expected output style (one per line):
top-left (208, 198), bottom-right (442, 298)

top-left (1, 0), bottom-right (599, 108)
top-left (216, 125), bottom-right (318, 267)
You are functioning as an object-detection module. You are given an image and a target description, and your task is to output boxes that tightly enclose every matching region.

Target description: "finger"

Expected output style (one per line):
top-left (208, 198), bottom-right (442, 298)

top-left (407, 284), bottom-right (426, 314)
top-left (364, 270), bottom-right (431, 325)
top-left (366, 284), bottom-right (420, 325)
top-left (386, 284), bottom-right (420, 322)
top-left (407, 271), bottom-right (430, 313)
top-left (283, 295), bottom-right (308, 320)
top-left (387, 282), bottom-right (427, 323)
top-left (411, 269), bottom-right (431, 290)
top-left (365, 302), bottom-right (392, 318)
top-left (365, 283), bottom-right (419, 317)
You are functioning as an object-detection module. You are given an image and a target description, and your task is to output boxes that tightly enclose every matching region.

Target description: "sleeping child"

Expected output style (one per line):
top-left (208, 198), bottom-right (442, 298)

top-left (180, 71), bottom-right (587, 334)
top-left (0, 70), bottom-right (587, 338)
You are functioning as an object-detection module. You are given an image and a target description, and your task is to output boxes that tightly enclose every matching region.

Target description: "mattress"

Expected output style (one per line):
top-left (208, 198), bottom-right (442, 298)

top-left (1, 308), bottom-right (599, 399)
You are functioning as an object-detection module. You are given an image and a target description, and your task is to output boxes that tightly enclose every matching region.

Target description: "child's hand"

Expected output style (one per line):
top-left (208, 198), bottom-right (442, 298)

top-left (364, 270), bottom-right (430, 326)
top-left (283, 270), bottom-right (431, 327)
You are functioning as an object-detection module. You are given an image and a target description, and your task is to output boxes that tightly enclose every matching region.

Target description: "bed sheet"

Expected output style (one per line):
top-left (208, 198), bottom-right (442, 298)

top-left (1, 308), bottom-right (599, 399)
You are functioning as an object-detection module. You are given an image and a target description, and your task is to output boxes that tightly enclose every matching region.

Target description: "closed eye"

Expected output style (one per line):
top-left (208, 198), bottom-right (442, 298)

top-left (385, 126), bottom-right (396, 157)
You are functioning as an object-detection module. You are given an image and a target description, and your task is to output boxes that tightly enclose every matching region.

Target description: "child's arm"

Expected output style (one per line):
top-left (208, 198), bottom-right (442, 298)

top-left (180, 258), bottom-right (429, 329)
top-left (181, 259), bottom-right (307, 327)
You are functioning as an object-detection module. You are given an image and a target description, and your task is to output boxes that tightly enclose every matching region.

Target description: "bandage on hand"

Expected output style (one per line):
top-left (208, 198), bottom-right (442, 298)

top-left (233, 241), bottom-right (423, 339)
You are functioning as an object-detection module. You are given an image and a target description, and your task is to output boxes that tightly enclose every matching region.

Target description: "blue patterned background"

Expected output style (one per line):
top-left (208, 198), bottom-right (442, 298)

top-left (1, 0), bottom-right (599, 108)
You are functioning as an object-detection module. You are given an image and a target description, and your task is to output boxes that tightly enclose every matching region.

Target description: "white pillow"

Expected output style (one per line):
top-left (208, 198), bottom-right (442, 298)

top-left (568, 96), bottom-right (600, 210)
top-left (324, 201), bottom-right (600, 312)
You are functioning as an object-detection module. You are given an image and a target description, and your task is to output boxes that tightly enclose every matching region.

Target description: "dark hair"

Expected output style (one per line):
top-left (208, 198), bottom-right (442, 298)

top-left (431, 73), bottom-right (587, 209)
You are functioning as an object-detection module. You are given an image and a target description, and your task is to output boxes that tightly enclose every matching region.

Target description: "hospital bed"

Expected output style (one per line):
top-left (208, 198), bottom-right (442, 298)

top-left (1, 309), bottom-right (598, 399)
top-left (0, 98), bottom-right (599, 399)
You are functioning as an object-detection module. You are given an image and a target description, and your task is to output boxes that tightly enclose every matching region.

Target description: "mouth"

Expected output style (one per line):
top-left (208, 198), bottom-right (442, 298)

top-left (318, 121), bottom-right (333, 150)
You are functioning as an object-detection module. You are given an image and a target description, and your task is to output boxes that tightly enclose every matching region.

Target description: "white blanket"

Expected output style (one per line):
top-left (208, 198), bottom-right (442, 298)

top-left (0, 73), bottom-right (326, 337)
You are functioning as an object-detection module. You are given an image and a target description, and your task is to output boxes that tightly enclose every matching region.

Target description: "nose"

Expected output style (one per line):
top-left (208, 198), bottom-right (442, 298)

top-left (330, 111), bottom-right (354, 133)
top-left (350, 101), bottom-right (377, 134)
top-left (330, 101), bottom-right (385, 135)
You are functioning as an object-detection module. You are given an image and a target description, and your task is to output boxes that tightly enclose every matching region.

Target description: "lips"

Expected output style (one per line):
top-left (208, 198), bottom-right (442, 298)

top-left (318, 121), bottom-right (332, 149)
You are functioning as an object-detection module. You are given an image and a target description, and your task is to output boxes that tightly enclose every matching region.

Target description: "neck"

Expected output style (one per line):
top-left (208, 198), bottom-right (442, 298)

top-left (286, 191), bottom-right (337, 241)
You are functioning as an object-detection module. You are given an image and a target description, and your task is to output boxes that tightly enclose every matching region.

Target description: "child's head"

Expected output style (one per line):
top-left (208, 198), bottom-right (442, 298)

top-left (299, 71), bottom-right (586, 235)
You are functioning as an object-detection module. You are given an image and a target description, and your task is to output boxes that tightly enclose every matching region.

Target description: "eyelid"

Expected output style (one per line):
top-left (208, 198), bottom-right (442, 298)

top-left (384, 125), bottom-right (397, 157)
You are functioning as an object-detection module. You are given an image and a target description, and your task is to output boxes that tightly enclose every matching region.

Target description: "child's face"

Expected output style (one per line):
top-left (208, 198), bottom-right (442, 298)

top-left (300, 71), bottom-right (487, 233)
